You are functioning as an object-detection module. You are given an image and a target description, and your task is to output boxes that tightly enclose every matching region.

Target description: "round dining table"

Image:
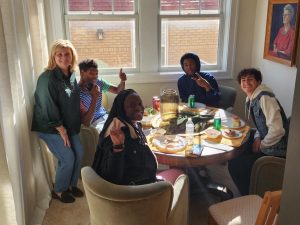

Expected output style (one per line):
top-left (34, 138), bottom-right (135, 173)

top-left (145, 108), bottom-right (250, 168)
top-left (143, 107), bottom-right (250, 200)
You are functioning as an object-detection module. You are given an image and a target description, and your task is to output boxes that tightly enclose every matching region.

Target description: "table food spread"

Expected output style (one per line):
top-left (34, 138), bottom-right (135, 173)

top-left (143, 105), bottom-right (250, 158)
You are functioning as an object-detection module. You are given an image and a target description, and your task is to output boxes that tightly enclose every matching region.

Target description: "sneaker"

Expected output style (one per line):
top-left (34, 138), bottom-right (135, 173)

top-left (51, 191), bottom-right (75, 203)
top-left (68, 186), bottom-right (84, 197)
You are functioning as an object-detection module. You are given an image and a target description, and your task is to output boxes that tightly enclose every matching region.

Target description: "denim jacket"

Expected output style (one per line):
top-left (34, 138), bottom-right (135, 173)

top-left (246, 90), bottom-right (288, 156)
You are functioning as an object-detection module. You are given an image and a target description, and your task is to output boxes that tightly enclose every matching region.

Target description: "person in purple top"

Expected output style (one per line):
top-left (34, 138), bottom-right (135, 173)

top-left (78, 59), bottom-right (127, 132)
top-left (177, 53), bottom-right (220, 107)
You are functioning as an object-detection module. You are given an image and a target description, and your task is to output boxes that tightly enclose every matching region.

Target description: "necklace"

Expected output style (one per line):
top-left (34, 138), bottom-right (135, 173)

top-left (63, 73), bottom-right (76, 98)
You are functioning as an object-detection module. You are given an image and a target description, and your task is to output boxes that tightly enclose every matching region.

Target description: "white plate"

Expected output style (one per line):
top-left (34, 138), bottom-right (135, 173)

top-left (195, 102), bottom-right (206, 108)
top-left (221, 119), bottom-right (245, 129)
top-left (152, 135), bottom-right (187, 154)
top-left (204, 128), bottom-right (222, 139)
top-left (221, 130), bottom-right (243, 139)
top-left (182, 102), bottom-right (206, 108)
top-left (141, 115), bottom-right (155, 126)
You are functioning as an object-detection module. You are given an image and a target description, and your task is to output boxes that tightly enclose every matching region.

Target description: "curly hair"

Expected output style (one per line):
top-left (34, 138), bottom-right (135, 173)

top-left (237, 68), bottom-right (262, 84)
top-left (78, 59), bottom-right (98, 72)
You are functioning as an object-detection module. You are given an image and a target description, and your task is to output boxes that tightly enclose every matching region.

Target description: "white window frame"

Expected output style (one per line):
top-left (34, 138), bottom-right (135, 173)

top-left (46, 0), bottom-right (239, 84)
top-left (64, 0), bottom-right (139, 75)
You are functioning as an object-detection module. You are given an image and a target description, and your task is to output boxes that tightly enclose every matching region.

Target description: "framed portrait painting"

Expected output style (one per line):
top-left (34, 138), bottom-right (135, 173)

top-left (264, 0), bottom-right (300, 66)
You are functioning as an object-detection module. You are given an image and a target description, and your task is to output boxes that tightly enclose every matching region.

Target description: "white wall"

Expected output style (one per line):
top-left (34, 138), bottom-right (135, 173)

top-left (278, 60), bottom-right (300, 225)
top-left (251, 0), bottom-right (297, 116)
top-left (251, 1), bottom-right (300, 223)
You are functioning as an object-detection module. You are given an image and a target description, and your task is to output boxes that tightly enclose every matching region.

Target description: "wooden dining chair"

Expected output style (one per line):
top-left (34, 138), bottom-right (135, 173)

top-left (208, 190), bottom-right (282, 225)
top-left (255, 190), bottom-right (281, 225)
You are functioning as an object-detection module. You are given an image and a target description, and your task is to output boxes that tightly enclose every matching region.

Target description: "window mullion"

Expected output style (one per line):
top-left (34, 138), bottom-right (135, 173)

top-left (139, 0), bottom-right (159, 72)
top-left (89, 0), bottom-right (92, 14)
top-left (179, 0), bottom-right (182, 15)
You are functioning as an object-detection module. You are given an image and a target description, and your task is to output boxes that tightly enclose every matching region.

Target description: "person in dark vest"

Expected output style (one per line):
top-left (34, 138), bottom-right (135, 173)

top-left (228, 68), bottom-right (289, 195)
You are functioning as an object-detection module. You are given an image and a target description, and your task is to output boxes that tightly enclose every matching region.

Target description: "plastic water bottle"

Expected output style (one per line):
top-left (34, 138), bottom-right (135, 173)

top-left (185, 118), bottom-right (194, 145)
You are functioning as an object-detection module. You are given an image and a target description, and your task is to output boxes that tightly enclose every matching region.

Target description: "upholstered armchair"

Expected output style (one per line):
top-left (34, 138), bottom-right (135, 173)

top-left (218, 85), bottom-right (237, 112)
top-left (79, 125), bottom-right (99, 168)
top-left (249, 156), bottom-right (286, 197)
top-left (81, 166), bottom-right (189, 225)
top-left (79, 92), bottom-right (108, 168)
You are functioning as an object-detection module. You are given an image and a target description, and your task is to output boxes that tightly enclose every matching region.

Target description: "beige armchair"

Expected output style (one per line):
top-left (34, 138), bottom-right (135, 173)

top-left (81, 166), bottom-right (189, 225)
top-left (79, 92), bottom-right (108, 168)
top-left (79, 125), bottom-right (99, 168)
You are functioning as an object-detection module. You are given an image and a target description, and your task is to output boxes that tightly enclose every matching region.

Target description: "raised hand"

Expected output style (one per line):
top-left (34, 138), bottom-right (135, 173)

top-left (193, 75), bottom-right (212, 92)
top-left (110, 119), bottom-right (125, 147)
top-left (119, 68), bottom-right (127, 82)
top-left (90, 84), bottom-right (100, 99)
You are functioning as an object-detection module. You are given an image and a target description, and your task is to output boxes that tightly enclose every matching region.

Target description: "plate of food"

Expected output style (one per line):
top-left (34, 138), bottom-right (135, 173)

top-left (150, 128), bottom-right (166, 137)
top-left (204, 128), bottom-right (222, 139)
top-left (222, 129), bottom-right (243, 139)
top-left (141, 115), bottom-right (155, 127)
top-left (221, 116), bottom-right (245, 129)
top-left (179, 103), bottom-right (206, 114)
top-left (152, 135), bottom-right (187, 154)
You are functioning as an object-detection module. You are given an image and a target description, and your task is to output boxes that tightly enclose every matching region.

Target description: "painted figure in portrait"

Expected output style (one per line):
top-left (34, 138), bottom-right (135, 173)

top-left (269, 3), bottom-right (297, 60)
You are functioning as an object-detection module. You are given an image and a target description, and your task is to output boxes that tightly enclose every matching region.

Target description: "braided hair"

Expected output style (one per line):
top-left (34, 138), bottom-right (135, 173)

top-left (99, 89), bottom-right (147, 145)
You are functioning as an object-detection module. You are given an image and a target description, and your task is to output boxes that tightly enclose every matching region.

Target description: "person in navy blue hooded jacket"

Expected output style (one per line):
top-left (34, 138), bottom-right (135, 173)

top-left (177, 53), bottom-right (220, 107)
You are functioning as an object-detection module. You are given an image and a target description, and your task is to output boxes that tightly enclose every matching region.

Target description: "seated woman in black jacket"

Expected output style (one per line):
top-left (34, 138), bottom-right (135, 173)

top-left (92, 89), bottom-right (183, 185)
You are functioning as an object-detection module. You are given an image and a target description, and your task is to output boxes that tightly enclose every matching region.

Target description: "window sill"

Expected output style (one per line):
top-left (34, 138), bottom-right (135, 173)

top-left (101, 70), bottom-right (234, 84)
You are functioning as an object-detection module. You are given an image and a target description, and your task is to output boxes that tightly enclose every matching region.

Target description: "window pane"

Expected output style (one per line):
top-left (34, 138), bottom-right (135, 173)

top-left (92, 0), bottom-right (112, 11)
top-left (114, 0), bottom-right (134, 12)
top-left (92, 0), bottom-right (134, 13)
top-left (68, 0), bottom-right (134, 13)
top-left (161, 18), bottom-right (219, 67)
top-left (181, 0), bottom-right (200, 15)
top-left (69, 20), bottom-right (136, 69)
top-left (68, 0), bottom-right (89, 11)
top-left (160, 0), bottom-right (179, 13)
top-left (200, 0), bottom-right (220, 13)
top-left (160, 0), bottom-right (220, 15)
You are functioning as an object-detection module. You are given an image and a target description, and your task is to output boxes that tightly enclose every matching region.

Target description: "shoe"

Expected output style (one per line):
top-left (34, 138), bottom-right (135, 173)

top-left (68, 186), bottom-right (84, 197)
top-left (51, 190), bottom-right (75, 203)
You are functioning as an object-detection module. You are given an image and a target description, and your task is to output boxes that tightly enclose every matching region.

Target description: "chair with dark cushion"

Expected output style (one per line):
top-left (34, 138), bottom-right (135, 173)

top-left (249, 156), bottom-right (286, 197)
top-left (218, 85), bottom-right (237, 111)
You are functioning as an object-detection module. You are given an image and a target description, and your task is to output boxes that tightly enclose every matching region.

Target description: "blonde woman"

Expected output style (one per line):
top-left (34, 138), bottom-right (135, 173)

top-left (32, 40), bottom-right (84, 203)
